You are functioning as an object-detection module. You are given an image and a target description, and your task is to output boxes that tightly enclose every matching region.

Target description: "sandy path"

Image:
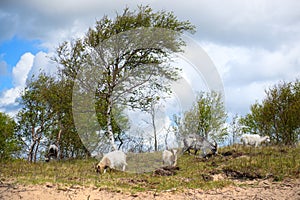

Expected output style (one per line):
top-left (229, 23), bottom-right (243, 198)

top-left (1, 179), bottom-right (299, 200)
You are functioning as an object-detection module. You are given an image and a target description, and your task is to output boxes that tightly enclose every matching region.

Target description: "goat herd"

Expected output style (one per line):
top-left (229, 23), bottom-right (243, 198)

top-left (45, 133), bottom-right (270, 174)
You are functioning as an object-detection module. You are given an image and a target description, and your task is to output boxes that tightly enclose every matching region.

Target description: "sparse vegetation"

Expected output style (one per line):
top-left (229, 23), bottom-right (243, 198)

top-left (1, 145), bottom-right (299, 194)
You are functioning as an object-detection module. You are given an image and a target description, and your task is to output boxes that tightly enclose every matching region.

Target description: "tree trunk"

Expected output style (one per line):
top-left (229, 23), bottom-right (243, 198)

top-left (28, 142), bottom-right (36, 162)
top-left (165, 132), bottom-right (169, 150)
top-left (106, 94), bottom-right (116, 151)
top-left (152, 105), bottom-right (158, 151)
top-left (117, 134), bottom-right (123, 150)
top-left (28, 127), bottom-right (37, 162)
top-left (148, 102), bottom-right (158, 151)
top-left (84, 146), bottom-right (91, 158)
top-left (56, 129), bottom-right (62, 159)
top-left (34, 138), bottom-right (41, 162)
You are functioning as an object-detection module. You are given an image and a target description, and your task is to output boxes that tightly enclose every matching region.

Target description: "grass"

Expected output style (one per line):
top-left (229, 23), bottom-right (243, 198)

top-left (0, 145), bottom-right (299, 193)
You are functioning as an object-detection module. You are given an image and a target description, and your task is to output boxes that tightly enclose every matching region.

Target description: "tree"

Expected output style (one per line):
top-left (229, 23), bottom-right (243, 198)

top-left (16, 74), bottom-right (90, 162)
top-left (141, 98), bottom-right (163, 151)
top-left (0, 112), bottom-right (20, 159)
top-left (228, 114), bottom-right (242, 145)
top-left (174, 91), bottom-right (228, 142)
top-left (240, 80), bottom-right (300, 145)
top-left (16, 75), bottom-right (53, 162)
top-left (55, 6), bottom-right (195, 151)
top-left (39, 76), bottom-right (89, 158)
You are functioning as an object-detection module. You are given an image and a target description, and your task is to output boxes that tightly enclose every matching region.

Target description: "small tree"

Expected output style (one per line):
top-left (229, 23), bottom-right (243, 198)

top-left (0, 112), bottom-right (20, 159)
top-left (240, 79), bottom-right (300, 145)
top-left (17, 74), bottom-right (90, 161)
top-left (142, 98), bottom-right (163, 151)
top-left (228, 114), bottom-right (242, 145)
top-left (175, 91), bottom-right (228, 142)
top-left (16, 76), bottom-right (52, 162)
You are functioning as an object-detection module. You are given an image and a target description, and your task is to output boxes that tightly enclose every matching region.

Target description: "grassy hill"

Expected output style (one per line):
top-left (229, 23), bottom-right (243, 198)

top-left (0, 145), bottom-right (299, 193)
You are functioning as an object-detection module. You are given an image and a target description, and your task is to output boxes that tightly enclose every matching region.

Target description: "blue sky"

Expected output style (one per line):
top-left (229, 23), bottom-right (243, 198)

top-left (0, 0), bottom-right (300, 118)
top-left (0, 37), bottom-right (44, 90)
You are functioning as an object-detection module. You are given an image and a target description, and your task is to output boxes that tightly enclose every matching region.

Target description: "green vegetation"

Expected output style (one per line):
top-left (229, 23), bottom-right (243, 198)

top-left (56, 5), bottom-right (195, 151)
top-left (1, 146), bottom-right (299, 193)
top-left (173, 91), bottom-right (228, 142)
top-left (0, 112), bottom-right (21, 160)
top-left (14, 6), bottom-right (196, 161)
top-left (240, 79), bottom-right (300, 145)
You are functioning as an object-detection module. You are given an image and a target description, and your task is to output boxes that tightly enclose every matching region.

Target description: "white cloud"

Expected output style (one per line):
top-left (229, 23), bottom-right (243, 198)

top-left (0, 86), bottom-right (22, 106)
top-left (0, 52), bottom-right (34, 116)
top-left (28, 51), bottom-right (57, 78)
top-left (202, 41), bottom-right (300, 82)
top-left (12, 52), bottom-right (34, 87)
top-left (1, 0), bottom-right (300, 118)
top-left (0, 85), bottom-right (24, 117)
top-left (200, 41), bottom-right (300, 115)
top-left (225, 81), bottom-right (274, 115)
top-left (0, 51), bottom-right (60, 117)
top-left (1, 0), bottom-right (299, 54)
top-left (179, 0), bottom-right (300, 49)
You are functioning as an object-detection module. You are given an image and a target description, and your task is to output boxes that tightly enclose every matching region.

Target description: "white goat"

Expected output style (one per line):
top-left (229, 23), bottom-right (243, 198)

top-left (162, 149), bottom-right (178, 167)
top-left (96, 150), bottom-right (127, 173)
top-left (241, 134), bottom-right (270, 147)
top-left (45, 144), bottom-right (58, 162)
top-left (182, 134), bottom-right (218, 158)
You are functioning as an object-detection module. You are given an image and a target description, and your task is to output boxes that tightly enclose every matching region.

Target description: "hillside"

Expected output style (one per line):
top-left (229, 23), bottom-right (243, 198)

top-left (0, 145), bottom-right (299, 199)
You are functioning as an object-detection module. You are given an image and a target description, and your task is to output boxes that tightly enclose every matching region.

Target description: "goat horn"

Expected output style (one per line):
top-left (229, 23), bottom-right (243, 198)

top-left (213, 139), bottom-right (217, 147)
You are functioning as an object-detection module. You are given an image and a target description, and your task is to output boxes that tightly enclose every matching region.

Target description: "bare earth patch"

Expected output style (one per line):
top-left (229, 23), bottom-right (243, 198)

top-left (1, 179), bottom-right (299, 200)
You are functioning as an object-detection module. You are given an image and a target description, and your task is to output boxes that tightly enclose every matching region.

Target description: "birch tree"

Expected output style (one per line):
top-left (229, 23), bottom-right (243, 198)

top-left (55, 6), bottom-right (195, 150)
top-left (174, 91), bottom-right (228, 142)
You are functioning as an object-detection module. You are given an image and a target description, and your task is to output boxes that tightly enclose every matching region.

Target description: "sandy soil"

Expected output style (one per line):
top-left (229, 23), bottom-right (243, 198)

top-left (1, 179), bottom-right (299, 200)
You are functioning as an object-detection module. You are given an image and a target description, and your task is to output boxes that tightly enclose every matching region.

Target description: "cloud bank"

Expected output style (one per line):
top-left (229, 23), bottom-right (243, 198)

top-left (0, 51), bottom-right (56, 116)
top-left (0, 0), bottom-right (299, 117)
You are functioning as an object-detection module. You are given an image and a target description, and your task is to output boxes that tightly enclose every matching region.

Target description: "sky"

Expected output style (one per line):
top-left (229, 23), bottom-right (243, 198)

top-left (0, 0), bottom-right (300, 119)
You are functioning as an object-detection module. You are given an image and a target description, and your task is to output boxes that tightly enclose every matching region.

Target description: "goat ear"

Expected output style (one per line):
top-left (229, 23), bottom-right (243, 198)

top-left (173, 149), bottom-right (178, 155)
top-left (103, 157), bottom-right (111, 167)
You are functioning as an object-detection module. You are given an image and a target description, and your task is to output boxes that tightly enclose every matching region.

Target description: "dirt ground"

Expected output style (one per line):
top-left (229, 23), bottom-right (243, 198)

top-left (1, 179), bottom-right (299, 200)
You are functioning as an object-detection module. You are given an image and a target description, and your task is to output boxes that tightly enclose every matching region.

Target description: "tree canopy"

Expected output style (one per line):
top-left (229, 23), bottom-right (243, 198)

top-left (240, 79), bottom-right (300, 145)
top-left (0, 112), bottom-right (20, 159)
top-left (16, 74), bottom-right (89, 162)
top-left (56, 6), bottom-right (195, 151)
top-left (174, 91), bottom-right (228, 143)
